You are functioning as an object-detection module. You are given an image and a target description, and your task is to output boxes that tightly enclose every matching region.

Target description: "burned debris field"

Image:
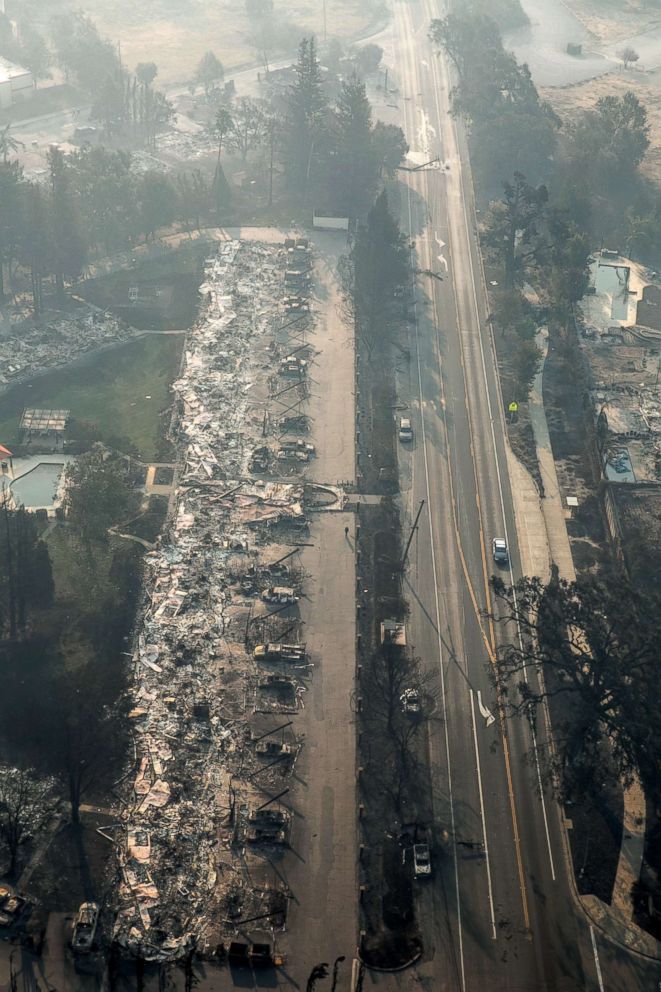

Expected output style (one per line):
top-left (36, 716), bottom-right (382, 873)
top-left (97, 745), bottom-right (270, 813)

top-left (111, 237), bottom-right (351, 961)
top-left (3, 0), bottom-right (661, 988)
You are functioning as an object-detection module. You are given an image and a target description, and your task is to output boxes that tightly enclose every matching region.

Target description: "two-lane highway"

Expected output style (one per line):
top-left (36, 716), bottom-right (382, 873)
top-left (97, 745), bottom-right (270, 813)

top-left (379, 2), bottom-right (661, 990)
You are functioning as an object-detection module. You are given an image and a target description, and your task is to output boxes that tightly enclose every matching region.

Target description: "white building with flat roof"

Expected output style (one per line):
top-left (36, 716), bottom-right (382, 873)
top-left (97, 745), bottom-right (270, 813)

top-left (0, 56), bottom-right (33, 109)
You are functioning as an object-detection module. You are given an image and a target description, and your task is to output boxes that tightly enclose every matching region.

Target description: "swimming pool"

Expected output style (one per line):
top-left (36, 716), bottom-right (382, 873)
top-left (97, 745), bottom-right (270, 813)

top-left (595, 264), bottom-right (631, 322)
top-left (11, 463), bottom-right (65, 508)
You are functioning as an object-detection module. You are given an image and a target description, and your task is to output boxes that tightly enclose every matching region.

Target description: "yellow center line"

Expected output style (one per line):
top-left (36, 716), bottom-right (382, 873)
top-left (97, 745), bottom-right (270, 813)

top-left (400, 0), bottom-right (532, 938)
top-left (412, 116), bottom-right (532, 938)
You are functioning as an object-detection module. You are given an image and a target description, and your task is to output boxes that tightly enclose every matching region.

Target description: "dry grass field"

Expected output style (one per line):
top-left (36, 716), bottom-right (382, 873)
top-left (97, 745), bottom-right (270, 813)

top-left (542, 65), bottom-right (661, 184)
top-left (563, 0), bottom-right (661, 43)
top-left (57, 0), bottom-right (381, 84)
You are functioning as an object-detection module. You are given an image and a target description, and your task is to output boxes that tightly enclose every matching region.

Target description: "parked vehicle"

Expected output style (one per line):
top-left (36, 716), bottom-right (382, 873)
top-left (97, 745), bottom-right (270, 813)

top-left (492, 538), bottom-right (509, 564)
top-left (255, 739), bottom-right (297, 757)
top-left (71, 902), bottom-right (99, 953)
top-left (413, 843), bottom-right (432, 877)
top-left (265, 561), bottom-right (290, 578)
top-left (254, 643), bottom-right (307, 663)
top-left (278, 439), bottom-right (315, 456)
top-left (399, 417), bottom-right (414, 442)
top-left (276, 439), bottom-right (315, 462)
top-left (400, 687), bottom-right (421, 714)
top-left (261, 586), bottom-right (298, 605)
top-left (246, 808), bottom-right (289, 844)
top-left (279, 356), bottom-right (308, 377)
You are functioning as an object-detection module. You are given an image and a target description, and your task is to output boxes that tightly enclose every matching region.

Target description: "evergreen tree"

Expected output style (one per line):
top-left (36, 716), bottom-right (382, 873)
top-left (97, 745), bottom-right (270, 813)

top-left (332, 74), bottom-right (376, 216)
top-left (138, 171), bottom-right (178, 241)
top-left (0, 498), bottom-right (54, 638)
top-left (17, 21), bottom-right (51, 82)
top-left (0, 162), bottom-right (23, 298)
top-left (285, 37), bottom-right (328, 200)
top-left (68, 146), bottom-right (137, 252)
top-left (346, 191), bottom-right (409, 356)
top-left (19, 182), bottom-right (51, 314)
top-left (47, 146), bottom-right (87, 300)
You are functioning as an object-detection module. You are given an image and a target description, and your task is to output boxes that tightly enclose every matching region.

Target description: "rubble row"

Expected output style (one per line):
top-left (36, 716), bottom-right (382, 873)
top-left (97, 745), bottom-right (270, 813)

top-left (113, 237), bottom-right (333, 961)
top-left (0, 306), bottom-right (135, 387)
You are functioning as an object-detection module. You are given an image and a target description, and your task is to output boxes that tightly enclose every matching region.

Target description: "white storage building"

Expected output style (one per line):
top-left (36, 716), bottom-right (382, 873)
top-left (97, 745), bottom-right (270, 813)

top-left (0, 56), bottom-right (33, 109)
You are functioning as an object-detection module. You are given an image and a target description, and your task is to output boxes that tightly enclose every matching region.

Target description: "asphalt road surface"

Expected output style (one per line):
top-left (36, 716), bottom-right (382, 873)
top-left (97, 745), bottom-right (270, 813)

top-left (368, 2), bottom-right (661, 991)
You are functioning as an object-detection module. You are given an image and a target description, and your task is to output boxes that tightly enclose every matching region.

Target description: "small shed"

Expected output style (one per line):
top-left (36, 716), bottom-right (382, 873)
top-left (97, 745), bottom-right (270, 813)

top-left (313, 212), bottom-right (349, 231)
top-left (0, 57), bottom-right (33, 109)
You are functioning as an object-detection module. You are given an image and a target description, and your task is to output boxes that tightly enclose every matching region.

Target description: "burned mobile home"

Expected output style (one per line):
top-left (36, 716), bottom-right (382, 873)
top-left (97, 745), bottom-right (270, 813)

top-left (112, 237), bottom-right (343, 961)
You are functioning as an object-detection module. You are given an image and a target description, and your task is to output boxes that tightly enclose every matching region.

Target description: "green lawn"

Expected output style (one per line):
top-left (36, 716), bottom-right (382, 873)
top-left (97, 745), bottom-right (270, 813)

top-left (46, 525), bottom-right (112, 607)
top-left (80, 243), bottom-right (208, 331)
top-left (0, 333), bottom-right (184, 462)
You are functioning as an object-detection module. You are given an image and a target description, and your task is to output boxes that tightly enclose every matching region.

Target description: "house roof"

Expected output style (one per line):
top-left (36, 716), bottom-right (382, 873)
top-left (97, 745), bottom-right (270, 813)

top-left (0, 57), bottom-right (31, 84)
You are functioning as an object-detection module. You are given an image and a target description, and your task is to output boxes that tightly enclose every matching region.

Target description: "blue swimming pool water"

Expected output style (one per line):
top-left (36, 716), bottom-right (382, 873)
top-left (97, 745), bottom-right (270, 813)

top-left (11, 463), bottom-right (64, 507)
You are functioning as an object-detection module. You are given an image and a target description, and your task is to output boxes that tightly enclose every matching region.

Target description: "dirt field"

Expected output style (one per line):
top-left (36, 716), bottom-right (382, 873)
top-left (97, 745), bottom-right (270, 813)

top-left (542, 67), bottom-right (661, 184)
top-left (564, 0), bottom-right (661, 43)
top-left (50, 0), bottom-right (381, 84)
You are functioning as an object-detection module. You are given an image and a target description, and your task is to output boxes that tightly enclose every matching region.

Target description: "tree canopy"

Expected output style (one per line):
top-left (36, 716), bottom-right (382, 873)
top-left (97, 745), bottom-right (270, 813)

top-left (491, 570), bottom-right (661, 804)
top-left (0, 497), bottom-right (54, 639)
top-left (481, 172), bottom-right (548, 288)
top-left (569, 91), bottom-right (650, 183)
top-left (195, 51), bottom-right (224, 97)
top-left (64, 450), bottom-right (134, 545)
top-left (284, 37), bottom-right (329, 198)
top-left (343, 191), bottom-right (409, 356)
top-left (430, 12), bottom-right (558, 190)
top-left (0, 639), bottom-right (131, 824)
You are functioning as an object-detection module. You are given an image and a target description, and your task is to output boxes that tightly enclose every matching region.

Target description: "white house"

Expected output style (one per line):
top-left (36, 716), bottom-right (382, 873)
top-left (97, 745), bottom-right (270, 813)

top-left (0, 56), bottom-right (33, 109)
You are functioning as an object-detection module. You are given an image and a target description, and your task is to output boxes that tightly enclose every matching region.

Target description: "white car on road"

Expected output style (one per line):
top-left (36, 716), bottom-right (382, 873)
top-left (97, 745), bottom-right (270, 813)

top-left (398, 417), bottom-right (414, 442)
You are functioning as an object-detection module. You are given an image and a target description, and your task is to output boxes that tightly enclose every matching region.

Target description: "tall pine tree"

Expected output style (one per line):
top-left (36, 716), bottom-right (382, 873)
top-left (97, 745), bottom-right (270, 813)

top-left (332, 73), bottom-right (377, 217)
top-left (284, 37), bottom-right (328, 201)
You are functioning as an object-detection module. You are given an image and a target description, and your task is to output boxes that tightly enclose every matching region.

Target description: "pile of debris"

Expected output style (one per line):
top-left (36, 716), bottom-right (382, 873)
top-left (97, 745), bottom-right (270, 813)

top-left (113, 237), bottom-right (334, 961)
top-left (155, 129), bottom-right (218, 164)
top-left (0, 306), bottom-right (135, 386)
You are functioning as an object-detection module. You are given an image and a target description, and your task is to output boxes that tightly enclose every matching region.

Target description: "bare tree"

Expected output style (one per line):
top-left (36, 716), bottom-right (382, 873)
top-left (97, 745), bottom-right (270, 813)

top-left (619, 46), bottom-right (640, 70)
top-left (488, 569), bottom-right (661, 804)
top-left (361, 645), bottom-right (436, 814)
top-left (226, 97), bottom-right (267, 163)
top-left (46, 661), bottom-right (130, 824)
top-left (0, 767), bottom-right (55, 876)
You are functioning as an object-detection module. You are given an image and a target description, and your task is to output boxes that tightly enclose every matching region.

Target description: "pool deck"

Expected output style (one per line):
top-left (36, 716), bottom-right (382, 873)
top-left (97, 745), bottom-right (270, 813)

top-left (584, 254), bottom-right (652, 332)
top-left (0, 454), bottom-right (71, 515)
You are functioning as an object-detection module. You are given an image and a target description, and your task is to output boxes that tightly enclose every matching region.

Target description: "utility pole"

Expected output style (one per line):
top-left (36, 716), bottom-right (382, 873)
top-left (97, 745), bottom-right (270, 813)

top-left (401, 499), bottom-right (425, 571)
top-left (322, 0), bottom-right (327, 43)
